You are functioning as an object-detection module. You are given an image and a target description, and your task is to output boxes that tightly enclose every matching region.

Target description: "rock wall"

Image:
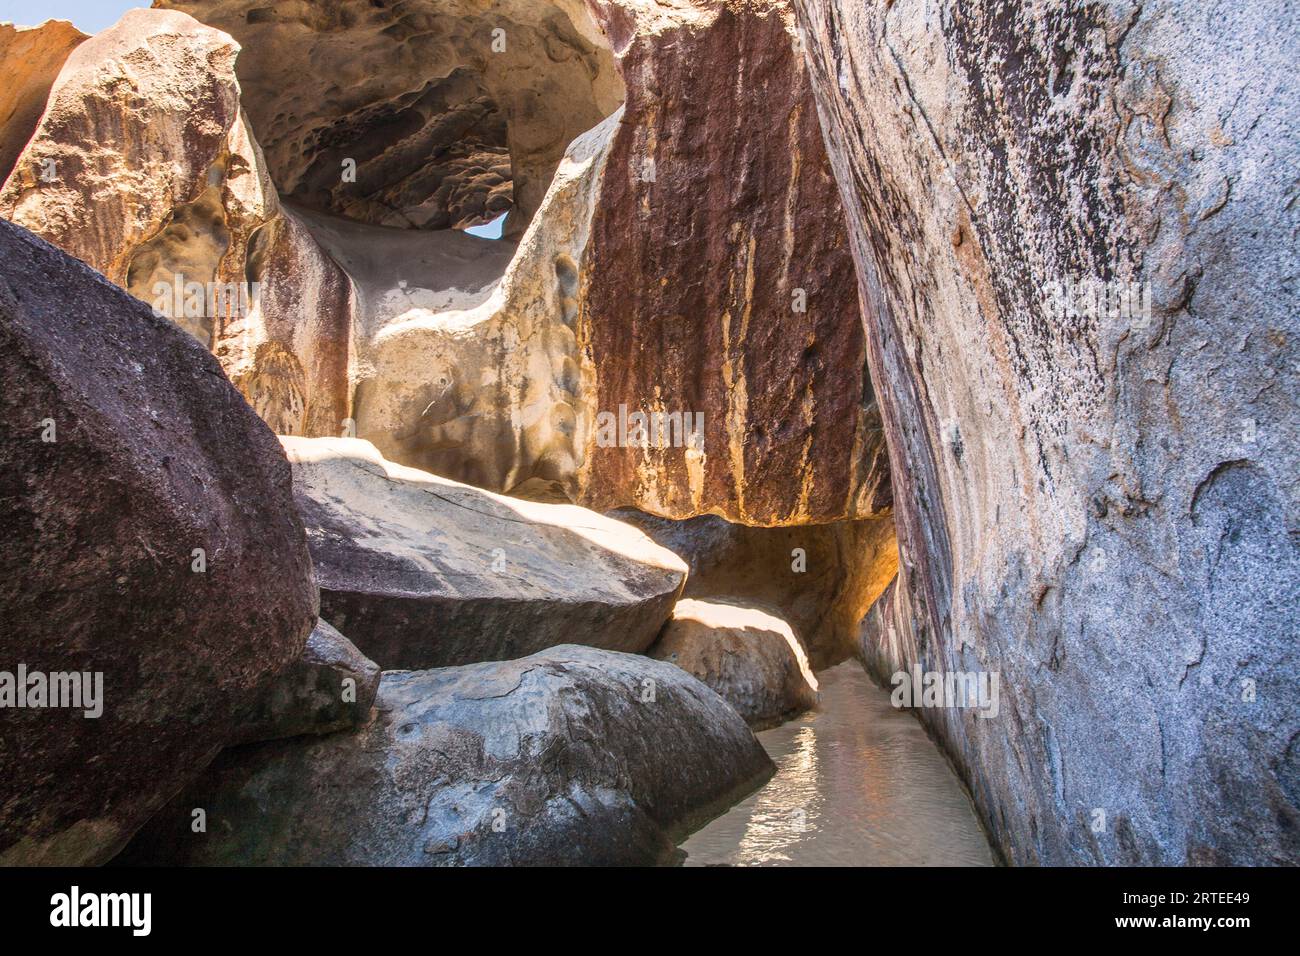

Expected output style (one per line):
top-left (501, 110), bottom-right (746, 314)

top-left (576, 0), bottom-right (889, 526)
top-left (797, 0), bottom-right (1299, 864)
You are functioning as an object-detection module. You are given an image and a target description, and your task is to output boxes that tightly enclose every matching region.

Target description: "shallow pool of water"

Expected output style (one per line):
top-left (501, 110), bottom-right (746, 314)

top-left (680, 661), bottom-right (995, 866)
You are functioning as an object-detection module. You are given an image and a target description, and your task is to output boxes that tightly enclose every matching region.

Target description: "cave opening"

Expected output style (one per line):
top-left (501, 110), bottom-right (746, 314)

top-left (182, 0), bottom-right (626, 244)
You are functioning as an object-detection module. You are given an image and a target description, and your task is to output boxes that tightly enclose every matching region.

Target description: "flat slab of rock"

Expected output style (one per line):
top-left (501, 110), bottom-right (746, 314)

top-left (234, 619), bottom-right (380, 745)
top-left (283, 436), bottom-right (688, 668)
top-left (119, 645), bottom-right (775, 865)
top-left (0, 219), bottom-right (317, 865)
top-left (648, 599), bottom-right (820, 729)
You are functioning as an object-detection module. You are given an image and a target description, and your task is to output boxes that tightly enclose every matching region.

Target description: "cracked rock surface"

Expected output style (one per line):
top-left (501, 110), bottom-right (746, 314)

top-left (799, 0), bottom-right (1299, 864)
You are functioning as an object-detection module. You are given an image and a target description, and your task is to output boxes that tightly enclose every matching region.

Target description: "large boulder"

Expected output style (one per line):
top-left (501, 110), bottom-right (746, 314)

top-left (0, 9), bottom-right (258, 306)
top-left (0, 219), bottom-right (317, 865)
top-left (614, 508), bottom-right (897, 669)
top-left (0, 8), bottom-right (355, 437)
top-left (796, 0), bottom-right (1299, 864)
top-left (0, 20), bottom-right (86, 183)
top-left (118, 645), bottom-right (775, 865)
top-left (233, 619), bottom-right (380, 746)
top-left (648, 599), bottom-right (820, 729)
top-left (284, 436), bottom-right (688, 669)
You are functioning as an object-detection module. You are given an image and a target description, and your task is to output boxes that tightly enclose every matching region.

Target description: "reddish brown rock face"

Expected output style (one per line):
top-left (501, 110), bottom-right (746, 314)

top-left (577, 0), bottom-right (888, 526)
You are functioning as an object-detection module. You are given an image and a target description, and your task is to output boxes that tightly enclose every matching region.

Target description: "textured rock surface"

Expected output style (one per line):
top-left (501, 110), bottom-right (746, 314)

top-left (0, 10), bottom-right (256, 319)
top-left (234, 619), bottom-right (380, 746)
top-left (283, 436), bottom-right (687, 669)
top-left (118, 645), bottom-right (775, 865)
top-left (0, 219), bottom-right (317, 865)
top-left (18, 2), bottom-right (890, 530)
top-left (0, 9), bottom-right (354, 437)
top-left (158, 0), bottom-right (623, 235)
top-left (797, 0), bottom-right (1299, 864)
top-left (0, 20), bottom-right (86, 183)
top-left (648, 599), bottom-right (820, 729)
top-left (331, 111), bottom-right (620, 494)
top-left (574, 0), bottom-right (889, 526)
top-left (219, 206), bottom-right (356, 437)
top-left (614, 508), bottom-right (897, 669)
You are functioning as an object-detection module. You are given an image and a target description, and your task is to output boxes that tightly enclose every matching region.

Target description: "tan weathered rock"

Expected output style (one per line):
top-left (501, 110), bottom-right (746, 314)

top-left (796, 0), bottom-right (1299, 864)
top-left (0, 9), bottom-right (354, 438)
top-left (0, 218), bottom-right (317, 866)
top-left (118, 645), bottom-right (774, 866)
top-left (0, 20), bottom-right (86, 183)
top-left (0, 9), bottom-right (255, 314)
top-left (234, 619), bottom-right (380, 746)
top-left (614, 508), bottom-right (897, 669)
top-left (283, 436), bottom-right (688, 669)
top-left (319, 110), bottom-right (620, 493)
top-left (648, 599), bottom-right (820, 729)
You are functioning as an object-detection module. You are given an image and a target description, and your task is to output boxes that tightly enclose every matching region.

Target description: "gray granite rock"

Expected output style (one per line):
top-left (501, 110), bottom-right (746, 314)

top-left (799, 0), bottom-right (1300, 864)
top-left (118, 646), bottom-right (775, 865)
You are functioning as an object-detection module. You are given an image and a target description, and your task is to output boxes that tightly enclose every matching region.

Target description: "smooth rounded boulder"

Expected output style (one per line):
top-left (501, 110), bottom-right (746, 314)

top-left (648, 599), bottom-right (820, 729)
top-left (0, 219), bottom-right (318, 865)
top-left (118, 645), bottom-right (776, 866)
top-left (232, 619), bottom-right (380, 746)
top-left (283, 436), bottom-right (688, 669)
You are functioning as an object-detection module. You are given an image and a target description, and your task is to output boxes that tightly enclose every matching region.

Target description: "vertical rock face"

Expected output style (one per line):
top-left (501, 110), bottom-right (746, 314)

top-left (0, 20), bottom-right (86, 183)
top-left (797, 0), bottom-right (1299, 864)
top-left (0, 9), bottom-right (356, 439)
top-left (0, 220), bottom-right (318, 865)
top-left (577, 0), bottom-right (889, 526)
